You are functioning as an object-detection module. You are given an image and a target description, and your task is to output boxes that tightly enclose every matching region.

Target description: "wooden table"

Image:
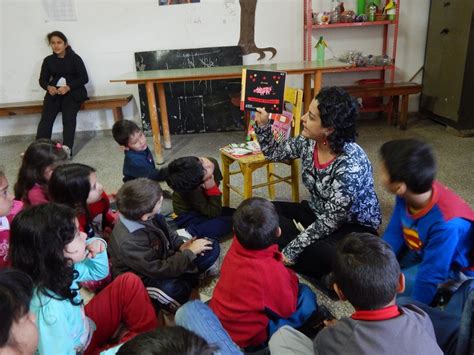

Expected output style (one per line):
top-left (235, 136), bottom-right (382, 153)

top-left (111, 59), bottom-right (350, 164)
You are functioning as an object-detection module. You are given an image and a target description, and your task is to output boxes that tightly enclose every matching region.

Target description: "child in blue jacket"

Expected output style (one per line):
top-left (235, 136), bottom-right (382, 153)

top-left (380, 139), bottom-right (474, 305)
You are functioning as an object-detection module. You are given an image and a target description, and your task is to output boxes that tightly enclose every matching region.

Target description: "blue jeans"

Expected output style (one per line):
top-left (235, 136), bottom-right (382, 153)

top-left (142, 238), bottom-right (219, 312)
top-left (142, 273), bottom-right (198, 313)
top-left (397, 280), bottom-right (474, 355)
top-left (398, 250), bottom-right (422, 299)
top-left (175, 208), bottom-right (235, 240)
top-left (175, 300), bottom-right (243, 355)
top-left (267, 284), bottom-right (317, 337)
top-left (193, 237), bottom-right (220, 272)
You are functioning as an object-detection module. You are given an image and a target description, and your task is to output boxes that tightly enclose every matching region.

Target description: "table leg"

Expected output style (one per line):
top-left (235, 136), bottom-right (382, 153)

top-left (112, 107), bottom-right (123, 122)
top-left (303, 74), bottom-right (312, 113)
top-left (156, 83), bottom-right (172, 149)
top-left (314, 70), bottom-right (323, 94)
top-left (221, 153), bottom-right (231, 207)
top-left (145, 81), bottom-right (164, 165)
top-left (392, 95), bottom-right (400, 126)
top-left (400, 94), bottom-right (409, 130)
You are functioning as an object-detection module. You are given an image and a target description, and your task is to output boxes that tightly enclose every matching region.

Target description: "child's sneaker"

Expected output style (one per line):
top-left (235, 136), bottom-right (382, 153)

top-left (297, 305), bottom-right (336, 339)
top-left (203, 258), bottom-right (221, 278)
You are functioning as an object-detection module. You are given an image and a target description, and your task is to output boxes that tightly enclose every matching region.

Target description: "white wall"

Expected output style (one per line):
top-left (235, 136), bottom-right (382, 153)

top-left (0, 0), bottom-right (429, 137)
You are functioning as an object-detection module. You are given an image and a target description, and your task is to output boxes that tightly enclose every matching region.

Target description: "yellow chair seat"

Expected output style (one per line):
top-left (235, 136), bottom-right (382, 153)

top-left (220, 87), bottom-right (303, 206)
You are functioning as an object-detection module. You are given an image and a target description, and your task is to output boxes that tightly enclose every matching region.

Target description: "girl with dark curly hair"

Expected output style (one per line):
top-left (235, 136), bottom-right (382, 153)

top-left (9, 203), bottom-right (158, 354)
top-left (48, 163), bottom-right (116, 240)
top-left (254, 86), bottom-right (381, 286)
top-left (14, 138), bottom-right (68, 206)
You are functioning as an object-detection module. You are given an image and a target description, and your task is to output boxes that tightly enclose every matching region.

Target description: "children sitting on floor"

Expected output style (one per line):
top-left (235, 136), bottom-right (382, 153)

top-left (109, 178), bottom-right (219, 313)
top-left (48, 163), bottom-right (116, 239)
top-left (163, 156), bottom-right (234, 240)
top-left (380, 139), bottom-right (474, 305)
top-left (268, 233), bottom-right (443, 355)
top-left (9, 203), bottom-right (158, 354)
top-left (0, 167), bottom-right (23, 268)
top-left (112, 119), bottom-right (166, 182)
top-left (14, 139), bottom-right (68, 206)
top-left (210, 197), bottom-right (317, 351)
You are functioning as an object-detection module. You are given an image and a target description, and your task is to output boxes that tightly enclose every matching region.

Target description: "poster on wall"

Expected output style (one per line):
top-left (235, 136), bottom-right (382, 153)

top-left (158, 0), bottom-right (200, 5)
top-left (42, 0), bottom-right (77, 21)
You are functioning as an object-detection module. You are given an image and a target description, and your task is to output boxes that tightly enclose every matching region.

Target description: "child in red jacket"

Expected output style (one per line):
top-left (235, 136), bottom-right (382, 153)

top-left (210, 197), bottom-right (317, 351)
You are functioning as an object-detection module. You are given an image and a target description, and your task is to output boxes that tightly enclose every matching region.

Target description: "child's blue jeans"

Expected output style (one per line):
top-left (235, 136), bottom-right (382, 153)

top-left (175, 207), bottom-right (235, 240)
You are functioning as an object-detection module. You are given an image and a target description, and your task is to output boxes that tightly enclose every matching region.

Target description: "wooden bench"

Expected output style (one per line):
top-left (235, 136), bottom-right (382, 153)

top-left (342, 82), bottom-right (423, 130)
top-left (0, 94), bottom-right (133, 122)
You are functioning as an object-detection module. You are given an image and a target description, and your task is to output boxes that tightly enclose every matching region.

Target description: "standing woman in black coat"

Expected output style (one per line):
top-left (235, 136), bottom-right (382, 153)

top-left (36, 31), bottom-right (88, 157)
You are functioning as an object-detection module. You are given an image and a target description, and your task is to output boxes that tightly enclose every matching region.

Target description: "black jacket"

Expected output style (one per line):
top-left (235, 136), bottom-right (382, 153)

top-left (39, 49), bottom-right (88, 102)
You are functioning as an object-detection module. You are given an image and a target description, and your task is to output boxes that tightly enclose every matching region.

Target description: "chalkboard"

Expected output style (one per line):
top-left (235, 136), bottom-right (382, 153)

top-left (135, 46), bottom-right (244, 135)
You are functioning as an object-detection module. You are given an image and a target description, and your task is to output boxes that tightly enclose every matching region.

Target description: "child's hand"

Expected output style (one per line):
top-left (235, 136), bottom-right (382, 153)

top-left (182, 238), bottom-right (213, 255)
top-left (201, 175), bottom-right (216, 190)
top-left (86, 240), bottom-right (105, 258)
top-left (281, 254), bottom-right (294, 266)
top-left (255, 107), bottom-right (270, 127)
top-left (324, 319), bottom-right (337, 327)
top-left (179, 238), bottom-right (195, 251)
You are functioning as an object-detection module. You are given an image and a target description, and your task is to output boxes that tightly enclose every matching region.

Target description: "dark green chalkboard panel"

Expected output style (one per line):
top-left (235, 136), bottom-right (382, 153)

top-left (135, 46), bottom-right (244, 135)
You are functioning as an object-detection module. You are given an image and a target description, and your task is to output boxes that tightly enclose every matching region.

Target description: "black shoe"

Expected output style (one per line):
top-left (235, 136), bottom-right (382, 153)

top-left (296, 305), bottom-right (336, 339)
top-left (312, 273), bottom-right (339, 301)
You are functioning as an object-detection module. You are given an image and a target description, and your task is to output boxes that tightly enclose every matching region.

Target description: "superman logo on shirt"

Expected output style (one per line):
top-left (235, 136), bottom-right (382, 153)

top-left (403, 227), bottom-right (423, 251)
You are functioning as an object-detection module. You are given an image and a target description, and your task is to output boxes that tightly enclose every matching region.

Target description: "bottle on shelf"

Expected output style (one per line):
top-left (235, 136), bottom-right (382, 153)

top-left (367, 1), bottom-right (377, 21)
top-left (384, 0), bottom-right (397, 21)
top-left (315, 36), bottom-right (327, 63)
top-left (330, 0), bottom-right (341, 24)
top-left (357, 0), bottom-right (366, 15)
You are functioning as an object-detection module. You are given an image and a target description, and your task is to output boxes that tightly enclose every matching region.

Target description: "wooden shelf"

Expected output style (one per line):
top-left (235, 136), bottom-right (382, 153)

top-left (303, 0), bottom-right (400, 83)
top-left (305, 20), bottom-right (398, 29)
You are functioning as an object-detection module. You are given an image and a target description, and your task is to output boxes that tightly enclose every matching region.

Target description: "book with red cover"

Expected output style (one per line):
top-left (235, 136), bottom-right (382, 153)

top-left (241, 69), bottom-right (287, 113)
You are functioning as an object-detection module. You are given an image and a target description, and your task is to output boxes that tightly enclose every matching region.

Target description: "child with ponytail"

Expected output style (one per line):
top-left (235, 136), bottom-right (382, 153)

top-left (14, 139), bottom-right (68, 206)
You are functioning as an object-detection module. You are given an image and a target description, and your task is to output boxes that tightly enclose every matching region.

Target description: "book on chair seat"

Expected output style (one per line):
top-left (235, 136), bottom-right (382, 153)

top-left (241, 69), bottom-right (287, 113)
top-left (220, 141), bottom-right (262, 158)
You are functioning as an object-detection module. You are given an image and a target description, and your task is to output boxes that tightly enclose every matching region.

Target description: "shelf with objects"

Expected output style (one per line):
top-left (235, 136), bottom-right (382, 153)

top-left (303, 0), bottom-right (400, 119)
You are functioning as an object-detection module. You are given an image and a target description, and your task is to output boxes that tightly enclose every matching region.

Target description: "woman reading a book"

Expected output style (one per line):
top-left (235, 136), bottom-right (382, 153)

top-left (254, 86), bottom-right (381, 290)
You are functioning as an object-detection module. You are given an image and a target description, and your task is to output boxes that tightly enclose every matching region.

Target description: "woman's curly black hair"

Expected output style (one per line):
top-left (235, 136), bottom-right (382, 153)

top-left (316, 87), bottom-right (358, 154)
top-left (9, 203), bottom-right (81, 305)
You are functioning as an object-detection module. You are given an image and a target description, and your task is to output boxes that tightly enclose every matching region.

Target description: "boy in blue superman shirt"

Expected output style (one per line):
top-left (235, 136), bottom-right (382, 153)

top-left (380, 139), bottom-right (474, 305)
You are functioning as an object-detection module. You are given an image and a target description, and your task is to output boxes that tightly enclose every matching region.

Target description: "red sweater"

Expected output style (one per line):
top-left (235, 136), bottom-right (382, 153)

top-left (210, 237), bottom-right (299, 348)
top-left (78, 192), bottom-right (116, 234)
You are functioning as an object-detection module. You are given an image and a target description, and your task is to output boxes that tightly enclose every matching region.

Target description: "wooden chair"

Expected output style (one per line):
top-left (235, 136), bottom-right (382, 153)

top-left (220, 87), bottom-right (303, 207)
